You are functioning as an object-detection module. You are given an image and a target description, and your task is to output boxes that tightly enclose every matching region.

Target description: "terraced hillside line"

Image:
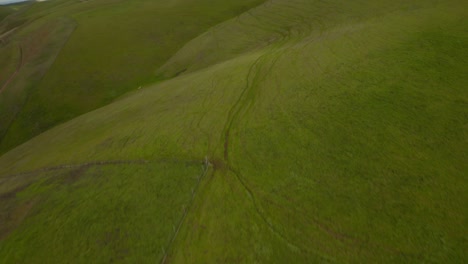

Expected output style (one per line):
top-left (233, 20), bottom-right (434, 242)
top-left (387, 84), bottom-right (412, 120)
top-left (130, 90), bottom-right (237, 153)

top-left (0, 159), bottom-right (150, 180)
top-left (0, 156), bottom-right (207, 199)
top-left (0, 44), bottom-right (22, 95)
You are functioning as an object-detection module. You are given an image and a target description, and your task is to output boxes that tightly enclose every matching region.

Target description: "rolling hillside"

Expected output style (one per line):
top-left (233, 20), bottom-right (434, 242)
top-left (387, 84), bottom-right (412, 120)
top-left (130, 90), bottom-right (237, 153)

top-left (0, 0), bottom-right (467, 263)
top-left (0, 0), bottom-right (266, 154)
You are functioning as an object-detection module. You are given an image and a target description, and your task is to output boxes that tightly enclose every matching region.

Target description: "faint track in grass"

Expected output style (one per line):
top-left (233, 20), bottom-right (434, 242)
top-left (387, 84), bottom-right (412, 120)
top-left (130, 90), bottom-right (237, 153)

top-left (0, 155), bottom-right (210, 264)
top-left (257, 189), bottom-right (427, 261)
top-left (228, 167), bottom-right (336, 261)
top-left (221, 0), bottom-right (318, 164)
top-left (232, 29), bottom-right (428, 259)
top-left (222, 46), bottom-right (285, 163)
top-left (217, 34), bottom-right (334, 260)
top-left (215, 1), bottom-right (428, 258)
top-left (0, 158), bottom-right (201, 180)
top-left (0, 44), bottom-right (22, 95)
top-left (160, 158), bottom-right (210, 264)
top-left (0, 18), bottom-right (77, 153)
top-left (222, 53), bottom-right (264, 161)
top-left (216, 2), bottom-right (324, 254)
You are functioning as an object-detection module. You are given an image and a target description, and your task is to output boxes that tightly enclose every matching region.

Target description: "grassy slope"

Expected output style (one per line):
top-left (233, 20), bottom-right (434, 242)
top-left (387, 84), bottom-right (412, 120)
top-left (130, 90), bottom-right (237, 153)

top-left (0, 0), bottom-right (86, 151)
top-left (0, 5), bottom-right (15, 22)
top-left (0, 2), bottom-right (30, 22)
top-left (0, 0), bottom-right (266, 154)
top-left (0, 0), bottom-right (467, 263)
top-left (0, 11), bottom-right (77, 151)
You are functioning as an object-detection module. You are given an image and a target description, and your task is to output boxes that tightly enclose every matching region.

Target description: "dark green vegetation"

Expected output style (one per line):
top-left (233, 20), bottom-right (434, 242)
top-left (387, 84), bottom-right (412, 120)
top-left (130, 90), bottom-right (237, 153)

top-left (1, 0), bottom-right (467, 263)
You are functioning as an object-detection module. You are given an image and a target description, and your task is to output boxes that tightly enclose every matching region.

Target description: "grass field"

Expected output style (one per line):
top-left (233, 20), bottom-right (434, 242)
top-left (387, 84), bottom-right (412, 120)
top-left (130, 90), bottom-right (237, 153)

top-left (0, 0), bottom-right (467, 263)
top-left (0, 0), bottom-right (266, 154)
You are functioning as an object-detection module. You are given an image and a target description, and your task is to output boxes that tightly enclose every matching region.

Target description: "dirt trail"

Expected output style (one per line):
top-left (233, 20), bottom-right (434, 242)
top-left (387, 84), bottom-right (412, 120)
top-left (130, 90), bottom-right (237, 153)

top-left (0, 27), bottom-right (19, 42)
top-left (222, 53), bottom-right (266, 163)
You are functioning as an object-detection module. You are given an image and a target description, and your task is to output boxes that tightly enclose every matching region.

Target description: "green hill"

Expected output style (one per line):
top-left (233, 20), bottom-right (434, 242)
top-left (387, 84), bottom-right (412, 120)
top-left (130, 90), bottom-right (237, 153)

top-left (0, 0), bottom-right (467, 263)
top-left (0, 0), bottom-right (266, 154)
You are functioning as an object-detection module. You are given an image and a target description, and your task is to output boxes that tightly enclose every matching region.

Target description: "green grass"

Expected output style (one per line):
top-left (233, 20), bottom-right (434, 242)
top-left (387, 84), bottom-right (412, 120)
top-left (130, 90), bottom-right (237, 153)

top-left (0, 0), bottom-right (266, 154)
top-left (0, 15), bottom-right (77, 148)
top-left (0, 2), bottom-right (29, 22)
top-left (0, 162), bottom-right (204, 263)
top-left (0, 42), bottom-right (18, 85)
top-left (0, 0), bottom-right (467, 263)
